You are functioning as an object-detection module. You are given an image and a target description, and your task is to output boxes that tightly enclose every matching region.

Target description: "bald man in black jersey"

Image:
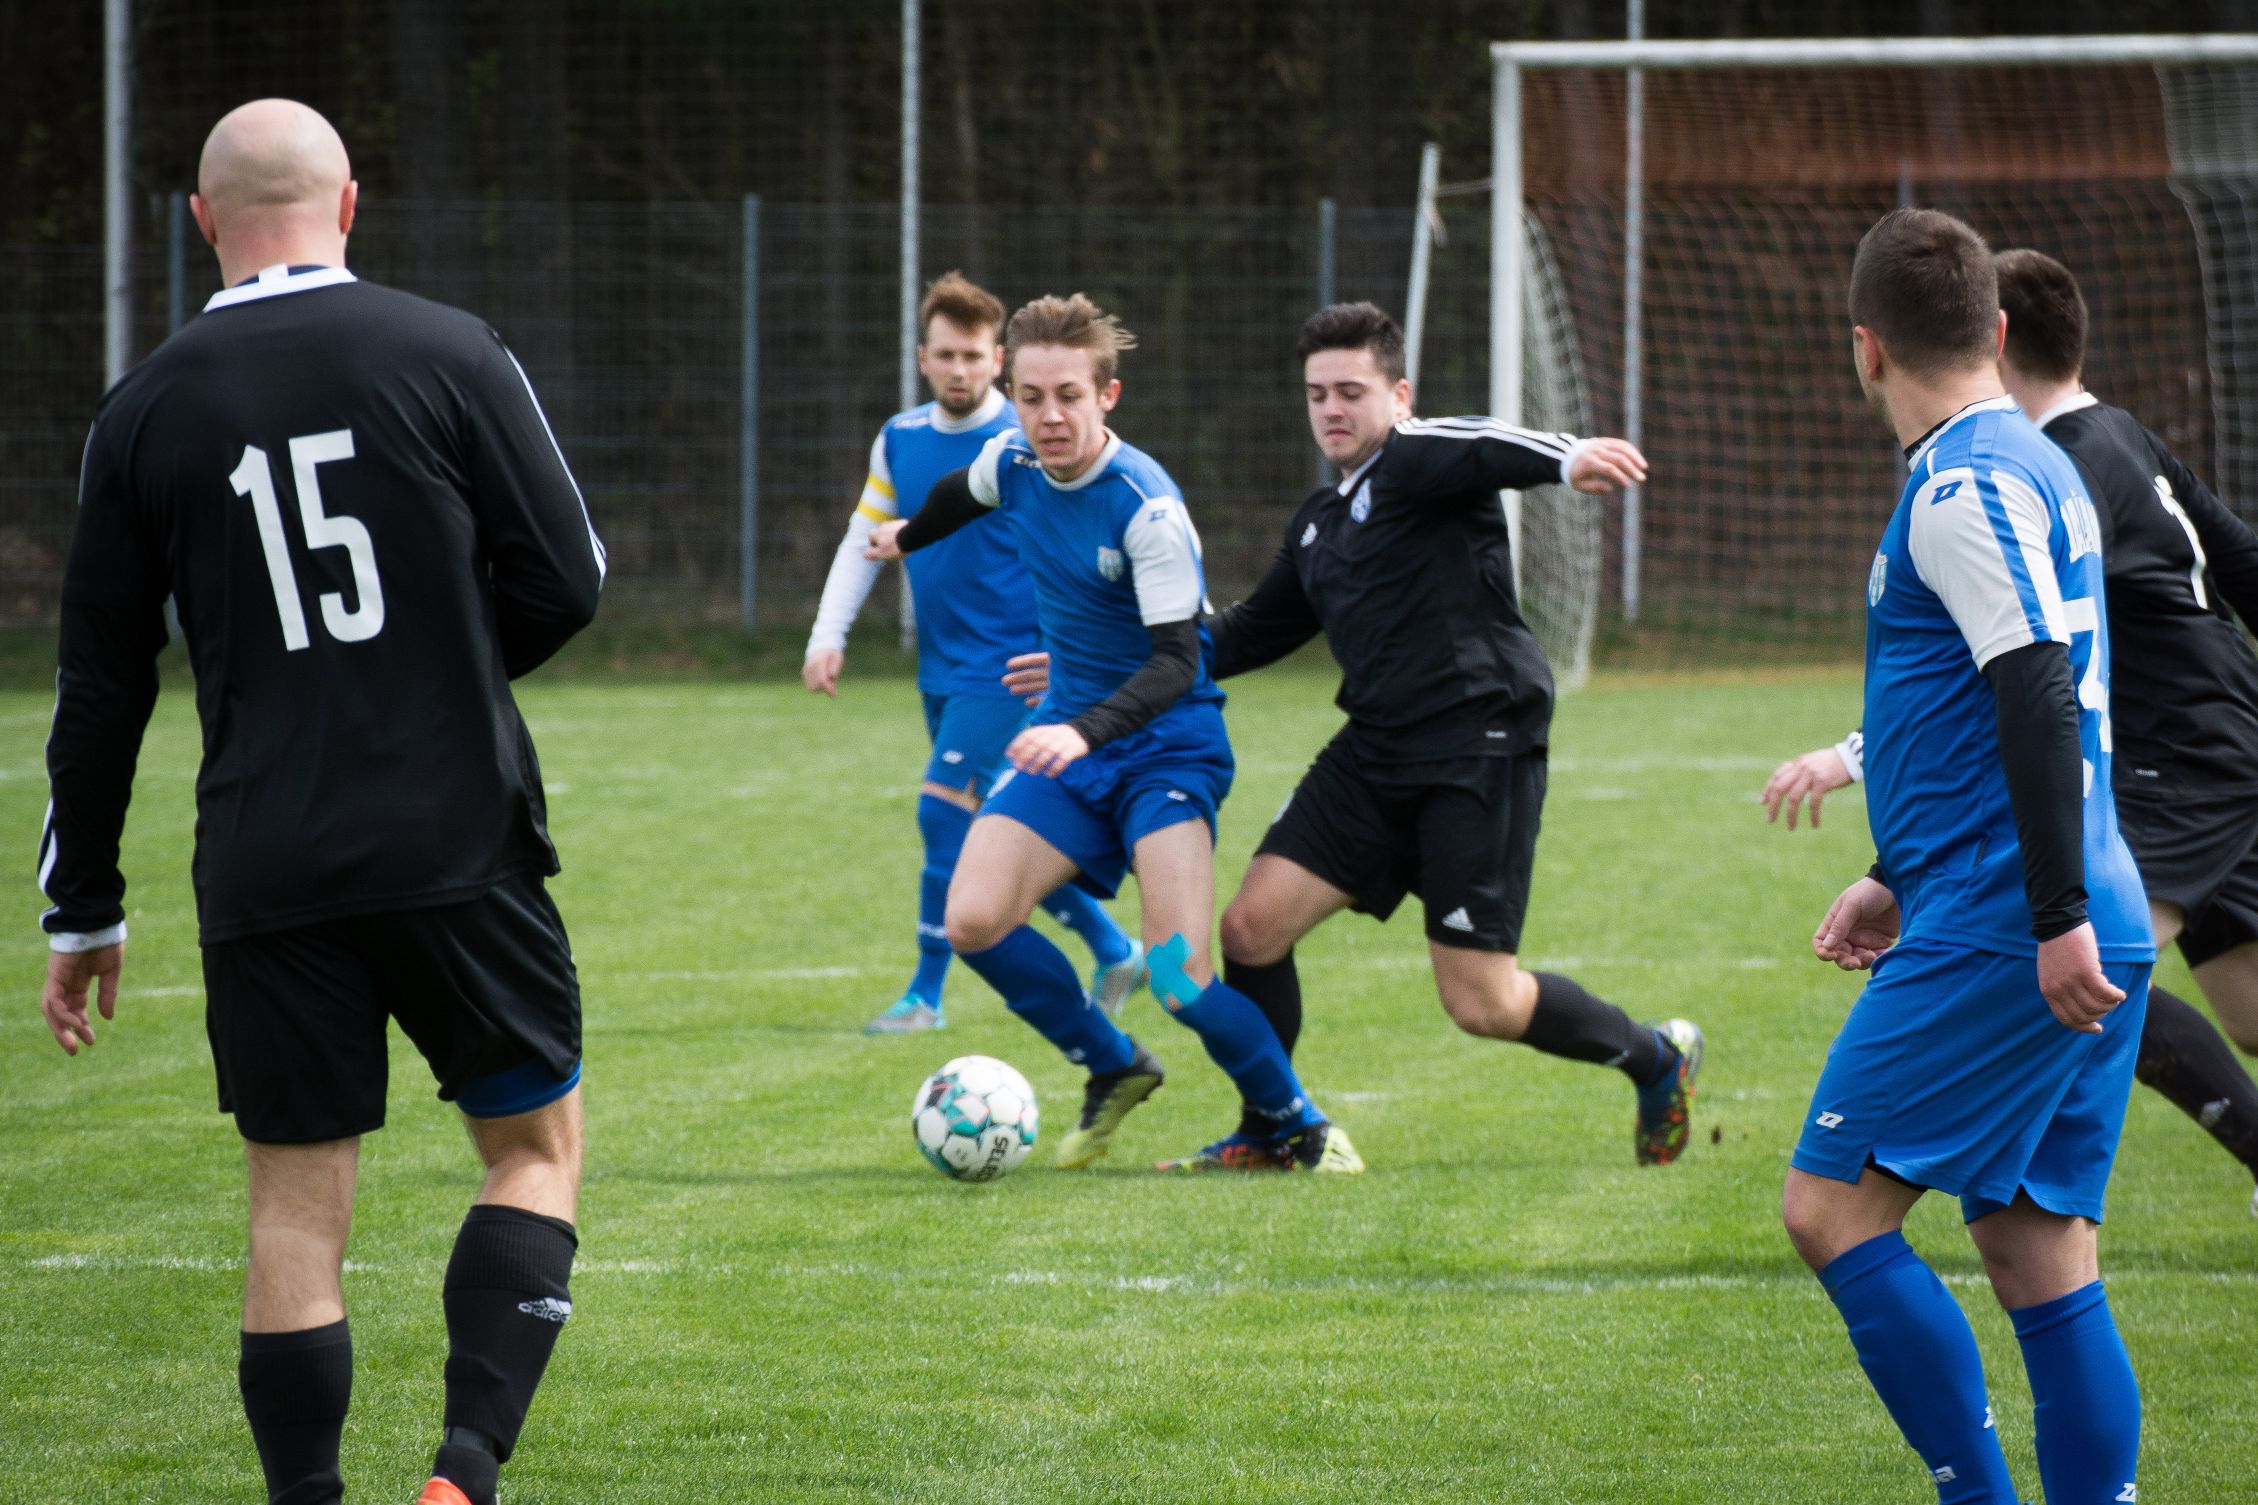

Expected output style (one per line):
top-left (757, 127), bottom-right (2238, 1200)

top-left (38, 100), bottom-right (602, 1504)
top-left (1764, 248), bottom-right (2258, 1220)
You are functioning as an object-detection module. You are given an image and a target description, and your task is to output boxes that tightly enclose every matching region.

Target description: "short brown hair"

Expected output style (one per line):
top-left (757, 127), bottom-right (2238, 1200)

top-left (1848, 208), bottom-right (2000, 378)
top-left (1297, 301), bottom-right (1406, 384)
top-left (1004, 293), bottom-right (1136, 386)
top-left (919, 271), bottom-right (1005, 344)
top-left (1995, 248), bottom-right (2088, 384)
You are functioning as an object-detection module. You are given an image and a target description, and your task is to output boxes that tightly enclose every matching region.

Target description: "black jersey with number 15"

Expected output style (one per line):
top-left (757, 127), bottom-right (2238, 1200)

top-left (1210, 418), bottom-right (1578, 761)
top-left (43, 268), bottom-right (605, 944)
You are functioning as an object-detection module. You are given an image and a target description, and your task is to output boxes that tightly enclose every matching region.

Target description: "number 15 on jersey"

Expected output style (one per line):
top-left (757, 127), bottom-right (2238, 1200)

top-left (228, 429), bottom-right (386, 650)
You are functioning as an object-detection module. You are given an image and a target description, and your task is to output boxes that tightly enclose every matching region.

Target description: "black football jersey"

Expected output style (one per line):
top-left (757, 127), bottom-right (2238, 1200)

top-left (42, 265), bottom-right (605, 943)
top-left (2042, 396), bottom-right (2258, 794)
top-left (1210, 418), bottom-right (1576, 760)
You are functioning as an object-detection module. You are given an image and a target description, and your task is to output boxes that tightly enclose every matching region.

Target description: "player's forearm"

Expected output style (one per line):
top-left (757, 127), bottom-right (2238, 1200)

top-left (492, 535), bottom-right (603, 677)
top-left (1983, 641), bottom-right (2088, 941)
top-left (2183, 474), bottom-right (2258, 628)
top-left (808, 512), bottom-right (885, 654)
top-left (41, 599), bottom-right (164, 936)
top-left (895, 468), bottom-right (985, 552)
top-left (1209, 556), bottom-right (1319, 679)
top-left (1068, 618), bottom-right (1201, 750)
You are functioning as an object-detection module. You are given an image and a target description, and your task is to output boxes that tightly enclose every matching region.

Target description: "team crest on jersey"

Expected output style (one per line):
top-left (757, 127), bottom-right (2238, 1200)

top-left (1350, 482), bottom-right (1373, 523)
top-left (1300, 522), bottom-right (1318, 547)
top-left (1096, 546), bottom-right (1125, 581)
top-left (1868, 552), bottom-right (1888, 607)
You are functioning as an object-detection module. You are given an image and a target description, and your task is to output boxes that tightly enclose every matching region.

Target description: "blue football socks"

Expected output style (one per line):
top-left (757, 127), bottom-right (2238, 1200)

top-left (1818, 1232), bottom-right (2019, 1504)
top-left (1043, 884), bottom-right (1137, 969)
top-left (2010, 1282), bottom-right (2140, 1505)
top-left (958, 926), bottom-right (1136, 1075)
top-left (1168, 975), bottom-right (1324, 1132)
top-left (910, 794), bottom-right (972, 1005)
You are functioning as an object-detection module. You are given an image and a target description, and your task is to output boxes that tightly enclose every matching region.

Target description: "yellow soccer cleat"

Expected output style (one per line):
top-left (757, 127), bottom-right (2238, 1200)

top-left (1055, 1042), bottom-right (1164, 1168)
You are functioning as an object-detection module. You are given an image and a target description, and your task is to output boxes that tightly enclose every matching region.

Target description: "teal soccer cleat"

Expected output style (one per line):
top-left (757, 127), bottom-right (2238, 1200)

top-left (864, 994), bottom-right (944, 1035)
top-left (1088, 938), bottom-right (1149, 1019)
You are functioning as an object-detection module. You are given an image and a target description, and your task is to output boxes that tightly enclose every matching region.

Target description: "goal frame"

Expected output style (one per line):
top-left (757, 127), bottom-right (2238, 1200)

top-left (1488, 32), bottom-right (2258, 624)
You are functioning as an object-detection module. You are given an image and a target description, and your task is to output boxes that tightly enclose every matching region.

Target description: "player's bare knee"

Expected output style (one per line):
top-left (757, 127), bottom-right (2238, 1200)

top-left (945, 903), bottom-right (1010, 954)
top-left (1779, 1181), bottom-right (1840, 1270)
top-left (1218, 901), bottom-right (1288, 967)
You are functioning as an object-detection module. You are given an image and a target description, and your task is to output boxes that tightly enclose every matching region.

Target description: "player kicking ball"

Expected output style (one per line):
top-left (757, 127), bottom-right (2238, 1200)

top-left (1783, 209), bottom-right (2149, 1505)
top-left (803, 272), bottom-right (1143, 1035)
top-left (867, 293), bottom-right (1358, 1172)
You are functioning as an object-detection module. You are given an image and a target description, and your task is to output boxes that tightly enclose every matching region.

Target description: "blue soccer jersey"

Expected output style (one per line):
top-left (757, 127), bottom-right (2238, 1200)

top-left (967, 430), bottom-right (1224, 720)
top-left (1862, 396), bottom-right (2151, 960)
top-left (826, 389), bottom-right (1036, 698)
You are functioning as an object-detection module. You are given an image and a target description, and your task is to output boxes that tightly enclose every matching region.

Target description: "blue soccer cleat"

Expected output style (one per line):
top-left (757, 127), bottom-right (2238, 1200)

top-left (1088, 938), bottom-right (1149, 1019)
top-left (864, 993), bottom-right (944, 1035)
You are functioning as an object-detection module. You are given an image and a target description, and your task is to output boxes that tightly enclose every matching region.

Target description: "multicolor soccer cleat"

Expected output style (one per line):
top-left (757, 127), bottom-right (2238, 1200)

top-left (1154, 1128), bottom-right (1297, 1172)
top-left (864, 993), bottom-right (944, 1034)
top-left (1634, 1017), bottom-right (1704, 1166)
top-left (1088, 938), bottom-right (1150, 1019)
top-left (1054, 1041), bottom-right (1164, 1168)
top-left (415, 1480), bottom-right (476, 1505)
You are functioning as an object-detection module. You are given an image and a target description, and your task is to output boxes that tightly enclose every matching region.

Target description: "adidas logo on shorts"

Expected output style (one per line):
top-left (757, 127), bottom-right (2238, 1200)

top-left (1440, 907), bottom-right (1475, 933)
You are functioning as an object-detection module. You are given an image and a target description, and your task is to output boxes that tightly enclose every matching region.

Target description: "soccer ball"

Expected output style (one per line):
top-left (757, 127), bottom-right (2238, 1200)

top-left (911, 1055), bottom-right (1038, 1182)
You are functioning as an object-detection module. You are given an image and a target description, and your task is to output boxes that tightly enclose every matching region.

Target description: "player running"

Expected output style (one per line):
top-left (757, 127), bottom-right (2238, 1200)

top-left (1765, 247), bottom-right (2258, 1218)
top-left (1783, 209), bottom-right (2148, 1505)
top-left (867, 293), bottom-right (1358, 1172)
top-left (37, 102), bottom-right (601, 1505)
top-left (804, 273), bottom-right (1143, 1035)
top-left (1038, 302), bottom-right (1694, 1172)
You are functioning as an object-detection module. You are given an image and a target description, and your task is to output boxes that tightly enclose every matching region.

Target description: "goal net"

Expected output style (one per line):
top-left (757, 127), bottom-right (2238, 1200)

top-left (1493, 39), bottom-right (2258, 667)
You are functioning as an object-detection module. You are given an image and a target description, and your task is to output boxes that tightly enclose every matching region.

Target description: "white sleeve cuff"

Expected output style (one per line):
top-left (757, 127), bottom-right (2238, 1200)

top-left (1834, 730), bottom-right (1865, 784)
top-left (1557, 437), bottom-right (1598, 485)
top-left (49, 922), bottom-right (126, 953)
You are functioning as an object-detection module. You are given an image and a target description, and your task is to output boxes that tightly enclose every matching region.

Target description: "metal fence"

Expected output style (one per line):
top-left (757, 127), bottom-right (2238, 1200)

top-left (0, 200), bottom-right (1472, 634)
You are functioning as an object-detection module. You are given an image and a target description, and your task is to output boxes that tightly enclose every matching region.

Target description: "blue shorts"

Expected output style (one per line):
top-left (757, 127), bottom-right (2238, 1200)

top-left (1792, 939), bottom-right (2151, 1223)
top-left (921, 692), bottom-right (1031, 795)
top-left (980, 700), bottom-right (1234, 897)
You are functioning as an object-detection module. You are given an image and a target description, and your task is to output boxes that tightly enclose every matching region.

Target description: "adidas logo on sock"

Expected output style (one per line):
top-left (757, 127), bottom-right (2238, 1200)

top-left (516, 1297), bottom-right (572, 1323)
top-left (1439, 907), bottom-right (1475, 933)
top-left (2201, 1098), bottom-right (2230, 1128)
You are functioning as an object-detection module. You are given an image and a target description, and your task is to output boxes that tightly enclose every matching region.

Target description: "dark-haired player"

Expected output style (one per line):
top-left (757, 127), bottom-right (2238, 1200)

top-left (1006, 303), bottom-right (1694, 1172)
top-left (1783, 208), bottom-right (2147, 1505)
top-left (1766, 246), bottom-right (2258, 1219)
top-left (37, 100), bottom-right (601, 1505)
top-left (804, 271), bottom-right (1142, 1035)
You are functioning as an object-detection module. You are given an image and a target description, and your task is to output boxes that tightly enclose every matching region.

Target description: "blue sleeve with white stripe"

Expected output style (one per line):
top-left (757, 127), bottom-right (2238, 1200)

top-left (1385, 417), bottom-right (1579, 496)
top-left (466, 330), bottom-right (607, 677)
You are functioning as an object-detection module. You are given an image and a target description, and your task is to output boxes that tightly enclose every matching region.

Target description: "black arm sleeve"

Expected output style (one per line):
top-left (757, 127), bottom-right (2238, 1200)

top-left (896, 467), bottom-right (988, 552)
top-left (1383, 421), bottom-right (1577, 498)
top-left (2158, 444), bottom-right (2258, 628)
top-left (1068, 618), bottom-right (1201, 750)
top-left (42, 423), bottom-right (170, 936)
top-left (464, 331), bottom-right (606, 677)
top-left (1210, 543), bottom-right (1320, 680)
top-left (1982, 640), bottom-right (2088, 941)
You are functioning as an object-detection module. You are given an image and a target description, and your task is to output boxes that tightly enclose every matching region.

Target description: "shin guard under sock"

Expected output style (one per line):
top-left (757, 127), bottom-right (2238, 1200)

top-left (1170, 977), bottom-right (1320, 1130)
top-left (959, 926), bottom-right (1136, 1073)
top-left (1042, 884), bottom-right (1136, 969)
top-left (1225, 951), bottom-right (1305, 1137)
top-left (2011, 1282), bottom-right (2141, 1505)
top-left (239, 1319), bottom-right (352, 1505)
top-left (2135, 984), bottom-right (2258, 1176)
top-left (911, 794), bottom-right (972, 1003)
top-left (1818, 1232), bottom-right (2018, 1503)
top-left (436, 1205), bottom-right (578, 1503)
top-left (1524, 972), bottom-right (1666, 1084)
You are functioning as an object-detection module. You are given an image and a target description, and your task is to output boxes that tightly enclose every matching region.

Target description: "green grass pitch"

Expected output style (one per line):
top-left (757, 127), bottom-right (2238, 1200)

top-left (2, 664), bottom-right (2252, 1501)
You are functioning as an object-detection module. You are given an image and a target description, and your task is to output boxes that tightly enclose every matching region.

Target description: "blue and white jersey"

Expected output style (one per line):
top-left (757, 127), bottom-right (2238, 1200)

top-left (967, 429), bottom-right (1224, 721)
top-left (1863, 396), bottom-right (2151, 960)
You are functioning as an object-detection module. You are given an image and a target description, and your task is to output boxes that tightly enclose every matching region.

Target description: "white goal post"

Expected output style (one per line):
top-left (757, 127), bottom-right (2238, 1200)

top-left (1489, 32), bottom-right (2258, 668)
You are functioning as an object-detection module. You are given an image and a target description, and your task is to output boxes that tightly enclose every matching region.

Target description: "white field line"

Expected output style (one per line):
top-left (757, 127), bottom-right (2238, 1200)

top-left (14, 1251), bottom-right (2256, 1297)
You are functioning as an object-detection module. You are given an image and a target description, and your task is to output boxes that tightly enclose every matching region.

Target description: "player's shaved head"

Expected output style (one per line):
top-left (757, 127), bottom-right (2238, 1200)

top-left (198, 99), bottom-right (351, 216)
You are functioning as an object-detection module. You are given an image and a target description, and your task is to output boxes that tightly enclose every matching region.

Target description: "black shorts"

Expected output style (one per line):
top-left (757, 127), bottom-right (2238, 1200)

top-left (2118, 786), bottom-right (2258, 968)
top-left (1256, 732), bottom-right (1545, 952)
top-left (202, 874), bottom-right (582, 1144)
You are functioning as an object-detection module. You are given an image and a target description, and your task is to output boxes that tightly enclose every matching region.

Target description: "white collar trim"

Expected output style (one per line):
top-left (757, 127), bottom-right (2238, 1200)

top-left (1909, 394), bottom-right (2019, 469)
top-left (1039, 431), bottom-right (1122, 492)
top-left (2033, 390), bottom-right (2099, 430)
top-left (205, 263), bottom-right (357, 312)
top-left (1337, 447), bottom-right (1385, 495)
top-left (930, 387), bottom-right (1007, 434)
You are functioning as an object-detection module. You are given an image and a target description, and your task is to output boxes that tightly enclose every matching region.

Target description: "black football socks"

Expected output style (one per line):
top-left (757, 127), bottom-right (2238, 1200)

top-left (433, 1204), bottom-right (579, 1505)
top-left (239, 1319), bottom-right (352, 1505)
top-left (2136, 984), bottom-right (2258, 1178)
top-left (1524, 972), bottom-right (1669, 1085)
top-left (1226, 951), bottom-right (1304, 1137)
